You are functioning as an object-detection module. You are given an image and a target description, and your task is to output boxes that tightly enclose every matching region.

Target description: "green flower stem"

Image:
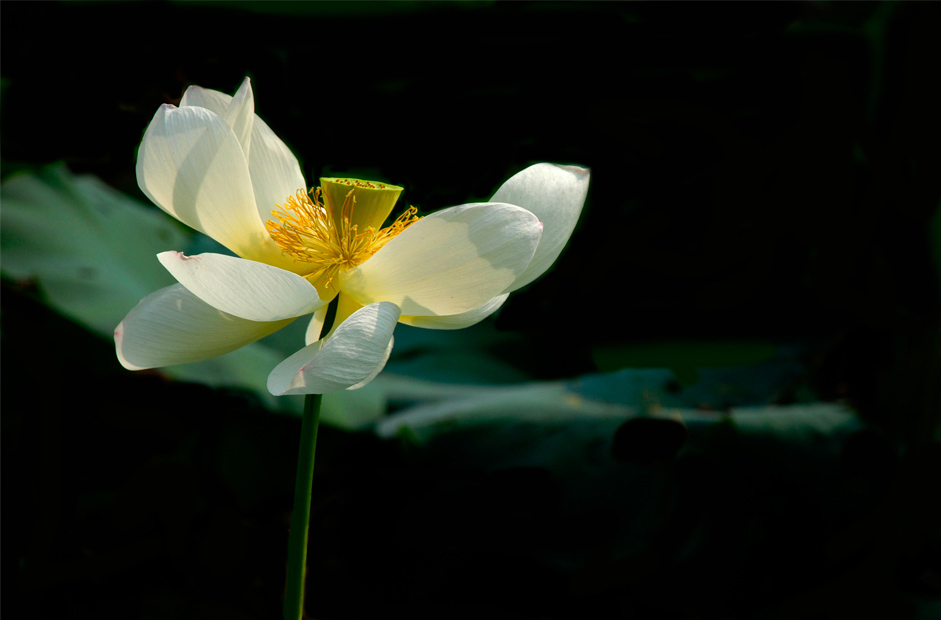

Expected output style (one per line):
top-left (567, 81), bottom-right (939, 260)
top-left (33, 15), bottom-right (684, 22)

top-left (284, 393), bottom-right (322, 620)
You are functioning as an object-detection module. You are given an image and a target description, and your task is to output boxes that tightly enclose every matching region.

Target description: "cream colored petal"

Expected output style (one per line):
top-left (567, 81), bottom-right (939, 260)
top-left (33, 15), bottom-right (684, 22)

top-left (157, 251), bottom-right (326, 321)
top-left (180, 79), bottom-right (254, 157)
top-left (325, 293), bottom-right (364, 339)
top-left (224, 77), bottom-right (254, 158)
top-left (135, 104), bottom-right (296, 270)
top-left (179, 84), bottom-right (230, 114)
top-left (250, 115), bottom-right (308, 228)
top-left (305, 306), bottom-right (329, 345)
top-left (399, 294), bottom-right (508, 330)
top-left (491, 163), bottom-right (590, 292)
top-left (267, 302), bottom-right (400, 395)
top-left (179, 79), bottom-right (307, 230)
top-left (115, 283), bottom-right (293, 370)
top-left (340, 203), bottom-right (541, 316)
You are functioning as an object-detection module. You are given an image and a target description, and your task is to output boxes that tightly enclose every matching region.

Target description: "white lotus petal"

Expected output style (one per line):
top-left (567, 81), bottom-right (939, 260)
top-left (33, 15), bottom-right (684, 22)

top-left (181, 79), bottom-right (254, 157)
top-left (400, 294), bottom-right (508, 330)
top-left (179, 84), bottom-right (230, 114)
top-left (135, 104), bottom-right (297, 271)
top-left (224, 77), bottom-right (254, 158)
top-left (341, 203), bottom-right (541, 316)
top-left (249, 114), bottom-right (308, 228)
top-left (115, 283), bottom-right (293, 370)
top-left (179, 79), bottom-right (307, 230)
top-left (268, 302), bottom-right (400, 395)
top-left (157, 251), bottom-right (325, 321)
top-left (491, 163), bottom-right (590, 292)
top-left (347, 337), bottom-right (395, 390)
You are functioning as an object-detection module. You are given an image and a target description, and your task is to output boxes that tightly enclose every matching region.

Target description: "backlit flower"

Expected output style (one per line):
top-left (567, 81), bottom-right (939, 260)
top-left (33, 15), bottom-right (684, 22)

top-left (115, 78), bottom-right (589, 394)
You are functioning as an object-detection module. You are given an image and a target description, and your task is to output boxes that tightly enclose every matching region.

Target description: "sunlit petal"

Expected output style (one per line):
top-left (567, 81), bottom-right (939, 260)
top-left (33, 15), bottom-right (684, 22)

top-left (135, 104), bottom-right (296, 270)
top-left (223, 77), bottom-right (254, 158)
top-left (115, 283), bottom-right (293, 370)
top-left (181, 78), bottom-right (255, 157)
top-left (157, 251), bottom-right (326, 321)
top-left (491, 163), bottom-right (590, 292)
top-left (179, 80), bottom-right (307, 229)
top-left (250, 115), bottom-right (308, 229)
top-left (179, 84), bottom-right (230, 114)
top-left (341, 203), bottom-right (541, 315)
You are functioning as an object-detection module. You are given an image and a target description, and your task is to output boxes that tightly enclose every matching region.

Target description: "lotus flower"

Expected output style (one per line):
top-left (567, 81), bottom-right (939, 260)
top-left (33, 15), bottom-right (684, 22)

top-left (115, 77), bottom-right (589, 395)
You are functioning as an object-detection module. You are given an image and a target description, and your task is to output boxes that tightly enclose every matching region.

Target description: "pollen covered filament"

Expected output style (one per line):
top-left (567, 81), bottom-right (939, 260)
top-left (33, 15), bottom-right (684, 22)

top-left (266, 186), bottom-right (419, 293)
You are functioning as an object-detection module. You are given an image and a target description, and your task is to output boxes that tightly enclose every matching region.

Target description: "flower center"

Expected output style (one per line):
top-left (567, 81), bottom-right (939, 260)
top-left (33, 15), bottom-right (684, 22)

top-left (266, 183), bottom-right (419, 294)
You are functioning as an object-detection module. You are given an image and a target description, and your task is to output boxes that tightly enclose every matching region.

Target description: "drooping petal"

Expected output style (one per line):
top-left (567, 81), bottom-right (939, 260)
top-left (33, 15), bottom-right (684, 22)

top-left (340, 203), bottom-right (541, 316)
top-left (267, 302), bottom-right (400, 395)
top-left (157, 251), bottom-right (326, 321)
top-left (115, 283), bottom-right (293, 370)
top-left (399, 294), bottom-right (508, 330)
top-left (179, 79), bottom-right (307, 229)
top-left (491, 163), bottom-right (590, 292)
top-left (347, 337), bottom-right (395, 390)
top-left (135, 104), bottom-right (297, 271)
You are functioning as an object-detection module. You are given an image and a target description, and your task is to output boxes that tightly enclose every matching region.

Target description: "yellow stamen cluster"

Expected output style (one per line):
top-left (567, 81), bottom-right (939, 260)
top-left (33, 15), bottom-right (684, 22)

top-left (266, 187), bottom-right (419, 291)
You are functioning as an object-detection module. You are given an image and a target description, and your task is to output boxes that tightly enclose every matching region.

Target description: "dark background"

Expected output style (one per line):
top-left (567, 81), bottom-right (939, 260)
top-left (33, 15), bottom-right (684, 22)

top-left (2, 2), bottom-right (940, 619)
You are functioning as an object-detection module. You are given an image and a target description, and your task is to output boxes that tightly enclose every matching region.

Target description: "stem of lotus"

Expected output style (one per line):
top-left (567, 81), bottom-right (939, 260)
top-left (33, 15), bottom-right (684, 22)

top-left (284, 393), bottom-right (322, 620)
